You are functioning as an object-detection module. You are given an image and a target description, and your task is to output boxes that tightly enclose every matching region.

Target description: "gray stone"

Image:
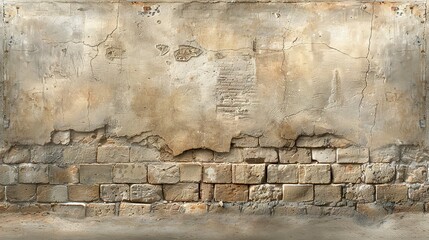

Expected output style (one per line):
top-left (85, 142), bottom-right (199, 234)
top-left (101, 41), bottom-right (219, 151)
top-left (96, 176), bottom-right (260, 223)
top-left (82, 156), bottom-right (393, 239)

top-left (4, 147), bottom-right (30, 164)
top-left (130, 184), bottom-right (163, 203)
top-left (52, 131), bottom-right (71, 145)
top-left (314, 185), bottom-right (342, 206)
top-left (130, 146), bottom-right (161, 162)
top-left (370, 145), bottom-right (399, 163)
top-left (312, 148), bottom-right (336, 163)
top-left (6, 184), bottom-right (37, 202)
top-left (242, 148), bottom-right (278, 163)
top-left (31, 146), bottom-right (64, 164)
top-left (214, 148), bottom-right (243, 163)
top-left (80, 164), bottom-right (113, 184)
top-left (345, 184), bottom-right (375, 203)
top-left (0, 165), bottom-right (18, 185)
top-left (19, 164), bottom-right (49, 183)
top-left (53, 204), bottom-right (85, 218)
top-left (62, 146), bottom-right (97, 165)
top-left (279, 148), bottom-right (311, 164)
top-left (365, 163), bottom-right (395, 183)
top-left (337, 147), bottom-right (369, 163)
top-left (97, 146), bottom-right (130, 163)
top-left (100, 184), bottom-right (129, 202)
top-left (37, 185), bottom-right (68, 203)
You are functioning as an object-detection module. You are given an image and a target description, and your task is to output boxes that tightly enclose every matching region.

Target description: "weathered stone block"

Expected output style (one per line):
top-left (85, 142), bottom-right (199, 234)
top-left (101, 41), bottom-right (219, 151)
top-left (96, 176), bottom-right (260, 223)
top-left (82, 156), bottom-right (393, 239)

top-left (130, 146), bottom-right (161, 162)
top-left (337, 147), bottom-right (369, 163)
top-left (130, 184), bottom-right (162, 203)
top-left (332, 164), bottom-right (362, 183)
top-left (49, 165), bottom-right (79, 184)
top-left (164, 183), bottom-right (199, 202)
top-left (393, 203), bottom-right (424, 213)
top-left (214, 148), bottom-right (243, 163)
top-left (37, 185), bottom-right (68, 203)
top-left (279, 148), bottom-right (311, 164)
top-left (0, 165), bottom-right (18, 185)
top-left (273, 204), bottom-right (306, 215)
top-left (203, 164), bottom-right (232, 183)
top-left (0, 186), bottom-right (4, 201)
top-left (232, 164), bottom-right (265, 184)
top-left (179, 163), bottom-right (202, 182)
top-left (97, 146), bottom-right (130, 163)
top-left (409, 184), bottom-right (429, 201)
top-left (214, 184), bottom-right (248, 202)
top-left (376, 185), bottom-right (408, 203)
top-left (6, 184), bottom-right (37, 202)
top-left (4, 147), bottom-right (30, 164)
top-left (119, 202), bottom-right (151, 216)
top-left (86, 203), bottom-right (116, 217)
top-left (356, 203), bottom-right (388, 219)
top-left (267, 164), bottom-right (298, 183)
top-left (113, 163), bottom-right (147, 183)
top-left (314, 185), bottom-right (342, 205)
top-left (53, 204), bottom-right (85, 218)
top-left (231, 135), bottom-right (259, 148)
top-left (208, 203), bottom-right (241, 214)
top-left (296, 135), bottom-right (352, 148)
top-left (242, 148), bottom-right (278, 163)
top-left (396, 165), bottom-right (427, 183)
top-left (68, 185), bottom-right (99, 202)
top-left (19, 164), bottom-right (49, 183)
top-left (79, 164), bottom-right (112, 184)
top-left (401, 146), bottom-right (429, 163)
top-left (283, 185), bottom-right (313, 202)
top-left (152, 203), bottom-right (182, 215)
top-left (62, 146), bottom-right (97, 165)
top-left (200, 183), bottom-right (214, 201)
top-left (299, 164), bottom-right (331, 184)
top-left (175, 150), bottom-right (214, 162)
top-left (241, 203), bottom-right (272, 215)
top-left (370, 145), bottom-right (399, 163)
top-left (249, 184), bottom-right (282, 202)
top-left (193, 150), bottom-right (214, 162)
top-left (312, 148), bottom-right (336, 163)
top-left (52, 131), bottom-right (71, 145)
top-left (100, 184), bottom-right (129, 202)
top-left (148, 164), bottom-right (180, 184)
top-left (345, 184), bottom-right (375, 203)
top-left (364, 163), bottom-right (395, 183)
top-left (180, 203), bottom-right (207, 214)
top-left (31, 146), bottom-right (63, 164)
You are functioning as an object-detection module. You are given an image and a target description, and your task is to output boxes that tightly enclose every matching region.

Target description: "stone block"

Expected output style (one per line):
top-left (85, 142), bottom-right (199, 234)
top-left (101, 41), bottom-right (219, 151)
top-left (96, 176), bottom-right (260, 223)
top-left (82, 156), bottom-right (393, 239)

top-left (232, 164), bottom-right (265, 184)
top-left (97, 146), bottom-right (130, 163)
top-left (242, 148), bottom-right (278, 163)
top-left (4, 147), bottom-right (30, 164)
top-left (79, 164), bottom-right (112, 184)
top-left (409, 184), bottom-right (429, 201)
top-left (370, 145), bottom-right (399, 163)
top-left (18, 204), bottom-right (52, 215)
top-left (52, 131), bottom-right (71, 145)
top-left (376, 185), bottom-right (408, 203)
top-left (49, 165), bottom-right (79, 184)
top-left (356, 203), bottom-right (388, 219)
top-left (130, 184), bottom-right (162, 203)
top-left (267, 164), bottom-right (298, 183)
top-left (53, 204), bottom-right (85, 218)
top-left (179, 163), bottom-right (202, 182)
top-left (113, 163), bottom-right (147, 183)
top-left (200, 183), bottom-right (214, 201)
top-left (231, 135), bottom-right (259, 148)
top-left (337, 147), bottom-right (369, 163)
top-left (296, 135), bottom-right (352, 148)
top-left (214, 148), bottom-right (243, 163)
top-left (100, 184), bottom-right (129, 202)
top-left (396, 165), bottom-right (427, 183)
top-left (241, 203), bottom-right (272, 215)
top-left (332, 164), bottom-right (362, 183)
top-left (119, 202), bottom-right (151, 216)
top-left (208, 203), bottom-right (241, 214)
top-left (273, 204), bottom-right (306, 215)
top-left (18, 164), bottom-right (49, 183)
top-left (148, 163), bottom-right (179, 184)
top-left (279, 148), bottom-right (311, 164)
top-left (31, 146), bottom-right (63, 164)
top-left (283, 185), bottom-right (313, 202)
top-left (86, 203), bottom-right (116, 217)
top-left (393, 203), bottom-right (424, 213)
top-left (249, 184), bottom-right (282, 201)
top-left (401, 146), bottom-right (429, 163)
top-left (0, 165), bottom-right (18, 185)
top-left (214, 184), bottom-right (248, 202)
top-left (299, 164), bottom-right (331, 184)
top-left (312, 148), bottom-right (336, 163)
top-left (364, 163), bottom-right (395, 183)
top-left (203, 164), bottom-right (232, 183)
top-left (68, 185), bottom-right (99, 202)
top-left (37, 185), bottom-right (68, 203)
top-left (130, 146), bottom-right (161, 162)
top-left (152, 203), bottom-right (182, 215)
top-left (180, 203), bottom-right (207, 214)
top-left (0, 186), bottom-right (4, 201)
top-left (314, 185), bottom-right (342, 205)
top-left (62, 146), bottom-right (97, 165)
top-left (345, 184), bottom-right (375, 203)
top-left (164, 183), bottom-right (199, 202)
top-left (6, 184), bottom-right (37, 202)
top-left (175, 150), bottom-right (214, 162)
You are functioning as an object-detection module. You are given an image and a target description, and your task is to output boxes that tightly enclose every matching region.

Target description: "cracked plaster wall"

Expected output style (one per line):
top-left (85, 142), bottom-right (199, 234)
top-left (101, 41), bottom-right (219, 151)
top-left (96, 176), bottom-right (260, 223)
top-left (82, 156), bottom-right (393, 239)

top-left (1, 0), bottom-right (428, 155)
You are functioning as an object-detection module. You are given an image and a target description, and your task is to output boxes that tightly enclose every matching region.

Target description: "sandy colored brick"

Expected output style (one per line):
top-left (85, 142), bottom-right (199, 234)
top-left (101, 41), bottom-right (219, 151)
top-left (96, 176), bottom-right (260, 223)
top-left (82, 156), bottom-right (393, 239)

top-left (314, 185), bottom-right (342, 205)
top-left (100, 184), bottom-right (129, 202)
top-left (249, 184), bottom-right (282, 202)
top-left (19, 164), bottom-right (49, 183)
top-left (364, 163), bottom-right (395, 183)
top-left (119, 202), bottom-right (151, 216)
top-left (200, 183), bottom-right (214, 201)
top-left (312, 148), bottom-right (336, 163)
top-left (376, 184), bottom-right (408, 203)
top-left (180, 203), bottom-right (207, 214)
top-left (4, 147), bottom-right (30, 164)
top-left (232, 164), bottom-right (265, 184)
top-left (53, 204), bottom-right (85, 218)
top-left (283, 185), bottom-right (313, 202)
top-left (370, 145), bottom-right (399, 163)
top-left (68, 185), bottom-right (99, 202)
top-left (148, 163), bottom-right (179, 184)
top-left (279, 148), bottom-right (311, 164)
top-left (231, 135), bottom-right (259, 148)
top-left (130, 146), bottom-right (161, 162)
top-left (214, 184), bottom-right (248, 202)
top-left (203, 164), bottom-right (232, 183)
top-left (130, 184), bottom-right (162, 203)
top-left (332, 164), bottom-right (362, 183)
top-left (152, 203), bottom-right (182, 215)
top-left (113, 163), bottom-right (147, 183)
top-left (179, 163), bottom-right (202, 182)
top-left (49, 165), bottom-right (79, 184)
top-left (214, 148), bottom-right (243, 163)
top-left (80, 164), bottom-right (113, 184)
top-left (356, 203), bottom-right (388, 218)
top-left (242, 148), bottom-right (278, 163)
top-left (345, 184), bottom-right (375, 203)
top-left (0, 165), bottom-right (18, 185)
top-left (164, 183), bottom-right (199, 202)
top-left (337, 147), bottom-right (369, 163)
top-left (296, 136), bottom-right (352, 148)
top-left (37, 185), bottom-right (68, 203)
top-left (86, 203), bottom-right (116, 217)
top-left (97, 146), bottom-right (130, 163)
top-left (299, 164), bottom-right (331, 184)
top-left (6, 184), bottom-right (37, 202)
top-left (267, 164), bottom-right (298, 183)
top-left (62, 146), bottom-right (97, 165)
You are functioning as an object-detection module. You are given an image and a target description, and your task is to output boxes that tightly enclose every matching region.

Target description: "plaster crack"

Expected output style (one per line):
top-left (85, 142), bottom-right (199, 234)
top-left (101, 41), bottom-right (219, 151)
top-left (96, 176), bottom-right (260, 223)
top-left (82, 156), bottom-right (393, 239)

top-left (359, 2), bottom-right (374, 114)
top-left (370, 103), bottom-right (378, 138)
